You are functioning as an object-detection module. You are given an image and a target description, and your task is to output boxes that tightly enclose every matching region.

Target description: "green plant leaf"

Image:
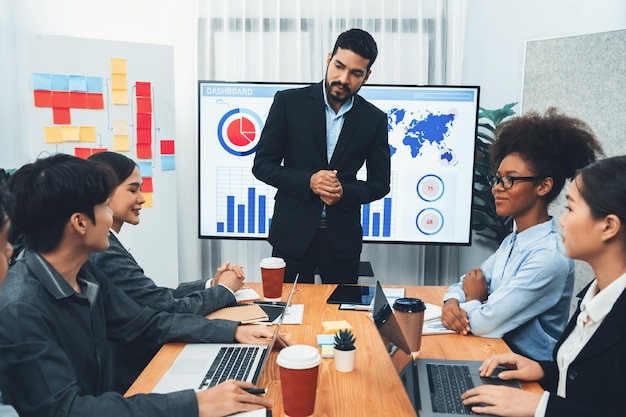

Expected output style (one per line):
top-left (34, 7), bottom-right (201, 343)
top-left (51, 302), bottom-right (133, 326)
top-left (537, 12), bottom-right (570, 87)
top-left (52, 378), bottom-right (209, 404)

top-left (472, 102), bottom-right (518, 244)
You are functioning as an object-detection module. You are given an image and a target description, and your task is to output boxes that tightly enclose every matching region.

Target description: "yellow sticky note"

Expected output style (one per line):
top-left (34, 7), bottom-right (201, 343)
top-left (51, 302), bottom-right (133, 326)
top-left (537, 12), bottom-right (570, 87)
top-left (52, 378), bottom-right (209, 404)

top-left (113, 135), bottom-right (130, 152)
top-left (79, 126), bottom-right (96, 142)
top-left (44, 126), bottom-right (63, 143)
top-left (142, 192), bottom-right (153, 208)
top-left (322, 320), bottom-right (353, 334)
top-left (61, 126), bottom-right (80, 142)
top-left (111, 89), bottom-right (128, 105)
top-left (110, 57), bottom-right (127, 74)
top-left (321, 345), bottom-right (334, 358)
top-left (111, 74), bottom-right (127, 90)
top-left (112, 119), bottom-right (129, 136)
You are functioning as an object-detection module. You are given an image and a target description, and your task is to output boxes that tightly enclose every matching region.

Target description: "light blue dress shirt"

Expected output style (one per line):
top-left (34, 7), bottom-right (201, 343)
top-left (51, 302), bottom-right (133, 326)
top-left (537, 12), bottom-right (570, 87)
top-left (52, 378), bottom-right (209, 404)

top-left (321, 83), bottom-right (354, 217)
top-left (444, 218), bottom-right (575, 361)
top-left (0, 392), bottom-right (18, 417)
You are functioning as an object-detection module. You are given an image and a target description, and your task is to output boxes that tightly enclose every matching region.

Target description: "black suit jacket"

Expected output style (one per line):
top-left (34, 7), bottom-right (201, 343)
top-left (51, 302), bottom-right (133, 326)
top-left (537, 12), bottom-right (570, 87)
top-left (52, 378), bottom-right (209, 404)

top-left (539, 284), bottom-right (626, 417)
top-left (252, 82), bottom-right (390, 258)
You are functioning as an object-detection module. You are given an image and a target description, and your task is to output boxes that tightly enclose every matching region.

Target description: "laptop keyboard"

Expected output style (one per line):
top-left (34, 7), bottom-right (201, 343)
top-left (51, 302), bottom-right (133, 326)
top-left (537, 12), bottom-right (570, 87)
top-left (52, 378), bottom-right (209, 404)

top-left (198, 346), bottom-right (260, 389)
top-left (427, 364), bottom-right (476, 414)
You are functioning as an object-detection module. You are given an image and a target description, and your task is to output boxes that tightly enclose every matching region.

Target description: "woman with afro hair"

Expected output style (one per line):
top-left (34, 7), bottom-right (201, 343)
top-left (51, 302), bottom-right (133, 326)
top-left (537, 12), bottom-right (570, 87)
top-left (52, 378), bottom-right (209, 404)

top-left (442, 108), bottom-right (603, 361)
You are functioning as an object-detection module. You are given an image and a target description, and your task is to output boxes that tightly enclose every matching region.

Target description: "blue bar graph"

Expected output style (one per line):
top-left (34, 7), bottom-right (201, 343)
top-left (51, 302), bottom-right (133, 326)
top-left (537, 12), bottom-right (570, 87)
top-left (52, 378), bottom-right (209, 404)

top-left (361, 197), bottom-right (393, 237)
top-left (362, 204), bottom-right (371, 236)
top-left (258, 195), bottom-right (266, 234)
top-left (247, 188), bottom-right (255, 233)
top-left (372, 213), bottom-right (381, 236)
top-left (217, 187), bottom-right (272, 235)
top-left (237, 204), bottom-right (245, 233)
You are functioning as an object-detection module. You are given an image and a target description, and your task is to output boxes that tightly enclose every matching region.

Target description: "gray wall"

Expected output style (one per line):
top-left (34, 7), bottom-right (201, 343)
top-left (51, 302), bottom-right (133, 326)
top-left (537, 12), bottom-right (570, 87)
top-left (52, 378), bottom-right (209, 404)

top-left (522, 29), bottom-right (626, 313)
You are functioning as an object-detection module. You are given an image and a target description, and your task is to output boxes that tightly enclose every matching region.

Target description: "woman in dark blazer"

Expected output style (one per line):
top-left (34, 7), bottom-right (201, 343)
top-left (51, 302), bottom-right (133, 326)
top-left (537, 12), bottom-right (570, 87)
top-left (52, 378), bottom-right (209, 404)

top-left (461, 155), bottom-right (626, 417)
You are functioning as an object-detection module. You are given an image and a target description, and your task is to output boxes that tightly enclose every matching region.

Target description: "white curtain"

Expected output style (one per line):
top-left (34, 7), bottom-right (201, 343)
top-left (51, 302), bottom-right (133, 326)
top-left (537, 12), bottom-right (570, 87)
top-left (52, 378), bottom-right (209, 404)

top-left (197, 0), bottom-right (467, 285)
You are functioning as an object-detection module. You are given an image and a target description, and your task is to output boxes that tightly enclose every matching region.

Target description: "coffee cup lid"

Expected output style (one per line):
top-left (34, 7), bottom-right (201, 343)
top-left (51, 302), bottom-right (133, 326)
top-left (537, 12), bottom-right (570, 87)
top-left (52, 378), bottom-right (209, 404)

top-left (393, 297), bottom-right (426, 313)
top-left (276, 344), bottom-right (321, 369)
top-left (260, 257), bottom-right (286, 269)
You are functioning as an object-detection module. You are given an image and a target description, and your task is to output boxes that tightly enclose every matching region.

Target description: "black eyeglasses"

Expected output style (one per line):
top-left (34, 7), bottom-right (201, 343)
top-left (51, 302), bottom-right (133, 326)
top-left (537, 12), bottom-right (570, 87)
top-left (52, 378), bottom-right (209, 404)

top-left (487, 175), bottom-right (542, 190)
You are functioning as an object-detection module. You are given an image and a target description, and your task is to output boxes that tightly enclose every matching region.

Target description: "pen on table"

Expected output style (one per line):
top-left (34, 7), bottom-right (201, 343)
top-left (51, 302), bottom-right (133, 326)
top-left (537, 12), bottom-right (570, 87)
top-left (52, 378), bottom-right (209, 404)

top-left (243, 388), bottom-right (267, 395)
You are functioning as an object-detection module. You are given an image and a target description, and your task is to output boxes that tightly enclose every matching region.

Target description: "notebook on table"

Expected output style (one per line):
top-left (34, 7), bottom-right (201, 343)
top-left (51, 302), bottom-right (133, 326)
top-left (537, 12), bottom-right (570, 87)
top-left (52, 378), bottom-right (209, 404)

top-left (152, 275), bottom-right (298, 393)
top-left (206, 303), bottom-right (269, 323)
top-left (371, 281), bottom-right (520, 417)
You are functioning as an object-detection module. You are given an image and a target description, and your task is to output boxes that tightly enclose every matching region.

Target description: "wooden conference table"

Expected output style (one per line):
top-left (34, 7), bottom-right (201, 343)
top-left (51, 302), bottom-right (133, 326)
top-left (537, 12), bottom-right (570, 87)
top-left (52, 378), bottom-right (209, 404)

top-left (126, 283), bottom-right (543, 416)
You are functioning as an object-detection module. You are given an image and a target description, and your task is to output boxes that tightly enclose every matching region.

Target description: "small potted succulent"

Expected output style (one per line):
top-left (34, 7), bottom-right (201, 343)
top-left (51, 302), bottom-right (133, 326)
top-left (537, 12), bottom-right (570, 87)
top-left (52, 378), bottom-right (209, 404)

top-left (333, 329), bottom-right (357, 372)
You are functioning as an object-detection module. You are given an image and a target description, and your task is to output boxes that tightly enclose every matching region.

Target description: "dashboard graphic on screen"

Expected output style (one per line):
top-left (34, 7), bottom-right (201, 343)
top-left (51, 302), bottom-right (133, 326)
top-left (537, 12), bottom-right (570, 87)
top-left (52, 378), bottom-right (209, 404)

top-left (198, 81), bottom-right (479, 244)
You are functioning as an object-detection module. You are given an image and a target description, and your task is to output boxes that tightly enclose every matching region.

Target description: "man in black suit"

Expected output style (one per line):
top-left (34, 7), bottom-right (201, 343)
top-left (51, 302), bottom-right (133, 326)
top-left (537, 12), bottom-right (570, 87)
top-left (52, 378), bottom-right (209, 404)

top-left (252, 28), bottom-right (390, 284)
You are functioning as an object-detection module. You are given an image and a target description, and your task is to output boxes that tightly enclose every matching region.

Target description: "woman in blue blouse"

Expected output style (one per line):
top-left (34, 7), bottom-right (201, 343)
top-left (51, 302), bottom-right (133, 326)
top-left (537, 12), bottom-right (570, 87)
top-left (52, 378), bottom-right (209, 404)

top-left (442, 108), bottom-right (602, 360)
top-left (462, 154), bottom-right (626, 417)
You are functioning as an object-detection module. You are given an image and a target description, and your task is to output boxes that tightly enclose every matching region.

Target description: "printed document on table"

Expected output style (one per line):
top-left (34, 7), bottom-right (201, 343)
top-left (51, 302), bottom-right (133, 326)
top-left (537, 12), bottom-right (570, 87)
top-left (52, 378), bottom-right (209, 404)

top-left (235, 287), bottom-right (261, 301)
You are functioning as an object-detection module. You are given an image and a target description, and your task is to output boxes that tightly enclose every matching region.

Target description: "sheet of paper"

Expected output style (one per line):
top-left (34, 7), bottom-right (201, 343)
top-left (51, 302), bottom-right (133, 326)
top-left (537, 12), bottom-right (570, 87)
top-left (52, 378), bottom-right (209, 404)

top-left (229, 408), bottom-right (266, 417)
top-left (422, 318), bottom-right (455, 335)
top-left (235, 287), bottom-right (261, 301)
top-left (423, 303), bottom-right (443, 322)
top-left (277, 304), bottom-right (304, 325)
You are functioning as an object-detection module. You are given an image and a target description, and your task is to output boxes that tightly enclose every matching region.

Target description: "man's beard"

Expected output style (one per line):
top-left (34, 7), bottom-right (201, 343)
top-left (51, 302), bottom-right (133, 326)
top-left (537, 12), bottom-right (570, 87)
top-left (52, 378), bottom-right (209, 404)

top-left (325, 79), bottom-right (352, 104)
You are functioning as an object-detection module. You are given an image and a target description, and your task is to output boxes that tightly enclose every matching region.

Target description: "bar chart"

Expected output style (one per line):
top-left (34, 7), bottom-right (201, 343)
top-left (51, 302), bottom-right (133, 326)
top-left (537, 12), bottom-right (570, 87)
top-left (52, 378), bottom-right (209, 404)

top-left (215, 167), bottom-right (276, 236)
top-left (360, 171), bottom-right (397, 239)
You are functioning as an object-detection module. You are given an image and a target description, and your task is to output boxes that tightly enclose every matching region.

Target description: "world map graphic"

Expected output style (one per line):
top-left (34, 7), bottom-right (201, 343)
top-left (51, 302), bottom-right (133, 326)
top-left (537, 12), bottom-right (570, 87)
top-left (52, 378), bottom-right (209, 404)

top-left (387, 108), bottom-right (457, 166)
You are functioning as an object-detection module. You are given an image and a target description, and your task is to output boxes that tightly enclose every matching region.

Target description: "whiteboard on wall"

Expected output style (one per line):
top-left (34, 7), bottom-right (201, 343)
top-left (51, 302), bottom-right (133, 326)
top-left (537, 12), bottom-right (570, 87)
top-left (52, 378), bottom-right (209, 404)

top-left (19, 33), bottom-right (180, 288)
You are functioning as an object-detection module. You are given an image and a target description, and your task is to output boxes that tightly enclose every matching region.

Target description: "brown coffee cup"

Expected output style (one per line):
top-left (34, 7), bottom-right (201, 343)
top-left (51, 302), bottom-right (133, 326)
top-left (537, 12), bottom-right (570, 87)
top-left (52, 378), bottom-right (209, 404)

top-left (276, 344), bottom-right (321, 417)
top-left (260, 257), bottom-right (285, 301)
top-left (393, 297), bottom-right (426, 353)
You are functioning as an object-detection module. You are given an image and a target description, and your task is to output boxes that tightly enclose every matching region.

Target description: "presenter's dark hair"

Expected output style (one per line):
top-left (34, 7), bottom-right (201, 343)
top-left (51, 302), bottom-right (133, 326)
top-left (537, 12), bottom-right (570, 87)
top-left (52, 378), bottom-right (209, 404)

top-left (332, 28), bottom-right (378, 69)
top-left (7, 154), bottom-right (116, 253)
top-left (491, 107), bottom-right (603, 204)
top-left (88, 151), bottom-right (137, 186)
top-left (575, 155), bottom-right (626, 226)
top-left (0, 186), bottom-right (13, 231)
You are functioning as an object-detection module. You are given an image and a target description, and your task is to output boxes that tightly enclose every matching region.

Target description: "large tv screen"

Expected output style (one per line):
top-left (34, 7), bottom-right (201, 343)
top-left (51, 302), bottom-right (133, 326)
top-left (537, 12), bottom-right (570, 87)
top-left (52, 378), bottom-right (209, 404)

top-left (198, 81), bottom-right (479, 245)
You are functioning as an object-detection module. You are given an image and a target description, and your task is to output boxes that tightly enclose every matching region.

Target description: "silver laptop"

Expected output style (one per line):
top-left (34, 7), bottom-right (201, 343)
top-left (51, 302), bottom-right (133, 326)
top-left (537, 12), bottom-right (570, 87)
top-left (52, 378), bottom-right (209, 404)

top-left (372, 281), bottom-right (520, 417)
top-left (153, 275), bottom-right (298, 393)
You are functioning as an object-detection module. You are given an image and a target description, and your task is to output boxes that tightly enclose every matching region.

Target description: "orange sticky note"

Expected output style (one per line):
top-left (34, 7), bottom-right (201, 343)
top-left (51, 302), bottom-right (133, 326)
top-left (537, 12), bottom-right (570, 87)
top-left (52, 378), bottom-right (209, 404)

top-left (136, 143), bottom-right (152, 159)
top-left (136, 97), bottom-right (152, 113)
top-left (86, 93), bottom-right (104, 109)
top-left (136, 128), bottom-right (152, 144)
top-left (141, 177), bottom-right (153, 192)
top-left (136, 81), bottom-right (151, 97)
top-left (51, 91), bottom-right (70, 108)
top-left (53, 108), bottom-right (71, 124)
top-left (34, 90), bottom-right (53, 107)
top-left (74, 147), bottom-right (92, 159)
top-left (136, 113), bottom-right (152, 129)
top-left (69, 92), bottom-right (88, 108)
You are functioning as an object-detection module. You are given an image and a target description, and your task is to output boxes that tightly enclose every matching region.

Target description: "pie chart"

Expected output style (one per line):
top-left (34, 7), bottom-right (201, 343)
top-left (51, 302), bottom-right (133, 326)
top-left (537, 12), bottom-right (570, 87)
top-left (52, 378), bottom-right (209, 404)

top-left (217, 108), bottom-right (264, 156)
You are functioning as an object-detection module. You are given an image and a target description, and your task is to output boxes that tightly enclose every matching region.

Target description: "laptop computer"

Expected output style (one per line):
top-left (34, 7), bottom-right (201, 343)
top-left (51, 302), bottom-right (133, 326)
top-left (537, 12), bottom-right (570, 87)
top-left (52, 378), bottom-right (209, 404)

top-left (152, 275), bottom-right (298, 393)
top-left (372, 281), bottom-right (520, 417)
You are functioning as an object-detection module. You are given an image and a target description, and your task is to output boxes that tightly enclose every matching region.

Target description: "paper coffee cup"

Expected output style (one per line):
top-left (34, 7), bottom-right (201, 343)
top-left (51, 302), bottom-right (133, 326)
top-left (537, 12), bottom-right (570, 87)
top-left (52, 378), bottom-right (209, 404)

top-left (260, 257), bottom-right (285, 301)
top-left (277, 344), bottom-right (321, 417)
top-left (393, 297), bottom-right (426, 353)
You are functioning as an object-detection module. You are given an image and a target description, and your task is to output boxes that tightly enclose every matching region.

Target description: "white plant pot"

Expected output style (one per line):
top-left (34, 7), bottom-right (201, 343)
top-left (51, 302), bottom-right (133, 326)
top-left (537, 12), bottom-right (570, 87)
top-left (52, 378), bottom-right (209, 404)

top-left (334, 347), bottom-right (357, 372)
